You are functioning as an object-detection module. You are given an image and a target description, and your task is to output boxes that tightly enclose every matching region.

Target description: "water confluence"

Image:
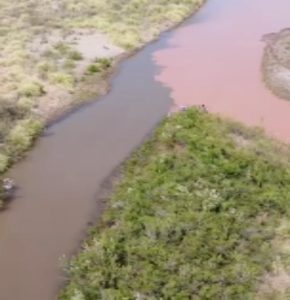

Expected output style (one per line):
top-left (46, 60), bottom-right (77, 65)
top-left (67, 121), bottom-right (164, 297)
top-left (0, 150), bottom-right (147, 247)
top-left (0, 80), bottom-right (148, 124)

top-left (1, 1), bottom-right (290, 299)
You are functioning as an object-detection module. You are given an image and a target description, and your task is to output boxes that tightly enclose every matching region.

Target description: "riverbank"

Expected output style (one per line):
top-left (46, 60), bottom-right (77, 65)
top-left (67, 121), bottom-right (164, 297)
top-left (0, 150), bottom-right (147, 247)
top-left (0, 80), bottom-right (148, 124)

top-left (60, 108), bottom-right (290, 299)
top-left (0, 0), bottom-right (205, 206)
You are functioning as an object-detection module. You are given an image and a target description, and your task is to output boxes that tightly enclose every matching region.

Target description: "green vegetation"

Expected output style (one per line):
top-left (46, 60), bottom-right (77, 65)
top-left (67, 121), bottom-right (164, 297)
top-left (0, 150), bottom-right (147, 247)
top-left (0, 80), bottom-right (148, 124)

top-left (60, 109), bottom-right (290, 299)
top-left (0, 0), bottom-right (204, 206)
top-left (0, 100), bottom-right (43, 165)
top-left (87, 58), bottom-right (112, 74)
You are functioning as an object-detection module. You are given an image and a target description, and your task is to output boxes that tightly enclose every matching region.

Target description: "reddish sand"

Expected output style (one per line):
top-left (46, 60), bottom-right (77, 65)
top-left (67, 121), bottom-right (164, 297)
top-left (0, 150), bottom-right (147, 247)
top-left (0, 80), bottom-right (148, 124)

top-left (153, 0), bottom-right (290, 142)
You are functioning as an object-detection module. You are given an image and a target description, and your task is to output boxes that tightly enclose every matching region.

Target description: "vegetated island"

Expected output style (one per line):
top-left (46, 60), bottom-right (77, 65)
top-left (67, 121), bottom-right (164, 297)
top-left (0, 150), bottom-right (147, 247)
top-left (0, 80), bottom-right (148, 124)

top-left (60, 108), bottom-right (290, 299)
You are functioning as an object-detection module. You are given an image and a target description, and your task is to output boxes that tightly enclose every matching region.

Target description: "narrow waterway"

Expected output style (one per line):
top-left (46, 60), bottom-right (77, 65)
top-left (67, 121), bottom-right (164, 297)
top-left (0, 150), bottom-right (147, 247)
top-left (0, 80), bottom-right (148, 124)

top-left (1, 1), bottom-right (290, 299)
top-left (0, 38), bottom-right (173, 299)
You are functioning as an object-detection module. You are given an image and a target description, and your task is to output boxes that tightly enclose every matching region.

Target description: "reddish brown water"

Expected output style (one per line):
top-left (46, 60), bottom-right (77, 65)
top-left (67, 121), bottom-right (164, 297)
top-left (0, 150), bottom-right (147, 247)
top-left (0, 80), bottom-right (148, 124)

top-left (154, 0), bottom-right (290, 142)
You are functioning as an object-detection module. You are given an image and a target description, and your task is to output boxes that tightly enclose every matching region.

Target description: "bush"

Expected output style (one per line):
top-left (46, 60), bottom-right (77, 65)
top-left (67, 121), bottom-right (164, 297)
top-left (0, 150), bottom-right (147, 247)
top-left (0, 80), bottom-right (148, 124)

top-left (87, 59), bottom-right (112, 74)
top-left (86, 63), bottom-right (101, 74)
top-left (63, 59), bottom-right (76, 70)
top-left (68, 50), bottom-right (83, 61)
top-left (17, 97), bottom-right (36, 110)
top-left (0, 99), bottom-right (28, 144)
top-left (54, 42), bottom-right (70, 55)
top-left (0, 100), bottom-right (26, 121)
top-left (97, 58), bottom-right (112, 69)
top-left (7, 119), bottom-right (43, 156)
top-left (37, 61), bottom-right (56, 74)
top-left (19, 81), bottom-right (45, 97)
top-left (50, 72), bottom-right (75, 89)
top-left (0, 153), bottom-right (9, 173)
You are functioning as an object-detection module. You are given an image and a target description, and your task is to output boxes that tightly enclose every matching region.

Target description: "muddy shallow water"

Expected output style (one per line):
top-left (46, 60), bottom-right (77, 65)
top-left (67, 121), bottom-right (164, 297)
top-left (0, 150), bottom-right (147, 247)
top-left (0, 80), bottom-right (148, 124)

top-left (154, 0), bottom-right (290, 142)
top-left (0, 39), bottom-right (172, 299)
top-left (1, 1), bottom-right (290, 300)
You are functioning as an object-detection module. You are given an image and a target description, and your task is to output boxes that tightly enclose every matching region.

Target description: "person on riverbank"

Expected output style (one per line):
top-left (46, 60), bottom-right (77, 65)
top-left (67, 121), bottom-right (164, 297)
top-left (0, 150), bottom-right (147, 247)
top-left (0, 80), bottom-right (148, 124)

top-left (200, 104), bottom-right (208, 112)
top-left (179, 104), bottom-right (208, 112)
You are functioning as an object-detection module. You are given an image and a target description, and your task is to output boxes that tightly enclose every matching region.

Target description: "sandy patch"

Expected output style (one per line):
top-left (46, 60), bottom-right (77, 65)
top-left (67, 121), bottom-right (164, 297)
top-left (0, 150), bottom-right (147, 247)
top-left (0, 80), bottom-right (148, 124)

top-left (262, 29), bottom-right (290, 101)
top-left (29, 28), bottom-right (124, 74)
top-left (257, 270), bottom-right (290, 299)
top-left (256, 220), bottom-right (290, 299)
top-left (29, 28), bottom-right (124, 59)
top-left (34, 85), bottom-right (71, 119)
top-left (27, 29), bottom-right (124, 119)
top-left (72, 30), bottom-right (124, 76)
top-left (72, 29), bottom-right (124, 60)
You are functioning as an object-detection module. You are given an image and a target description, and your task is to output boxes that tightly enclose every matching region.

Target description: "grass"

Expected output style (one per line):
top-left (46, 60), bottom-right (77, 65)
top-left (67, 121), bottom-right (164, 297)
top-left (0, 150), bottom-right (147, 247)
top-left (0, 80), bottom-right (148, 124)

top-left (0, 0), bottom-right (205, 206)
top-left (60, 109), bottom-right (290, 299)
top-left (86, 58), bottom-right (112, 74)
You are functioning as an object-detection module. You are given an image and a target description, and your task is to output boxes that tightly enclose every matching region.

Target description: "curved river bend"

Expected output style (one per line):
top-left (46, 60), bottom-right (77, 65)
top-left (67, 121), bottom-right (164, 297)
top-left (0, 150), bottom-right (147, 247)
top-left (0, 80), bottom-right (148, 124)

top-left (1, 1), bottom-right (290, 299)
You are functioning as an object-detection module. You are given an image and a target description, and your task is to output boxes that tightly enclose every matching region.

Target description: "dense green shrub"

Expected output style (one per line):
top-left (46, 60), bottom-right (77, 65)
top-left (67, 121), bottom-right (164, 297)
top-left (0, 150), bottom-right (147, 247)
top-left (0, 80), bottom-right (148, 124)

top-left (60, 109), bottom-right (290, 299)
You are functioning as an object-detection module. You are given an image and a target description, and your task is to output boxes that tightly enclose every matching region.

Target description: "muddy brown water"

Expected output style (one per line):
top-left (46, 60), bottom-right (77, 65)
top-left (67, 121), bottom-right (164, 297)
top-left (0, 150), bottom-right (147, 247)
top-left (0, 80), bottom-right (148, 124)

top-left (154, 0), bottom-right (290, 142)
top-left (0, 42), bottom-right (173, 299)
top-left (1, 1), bottom-right (290, 299)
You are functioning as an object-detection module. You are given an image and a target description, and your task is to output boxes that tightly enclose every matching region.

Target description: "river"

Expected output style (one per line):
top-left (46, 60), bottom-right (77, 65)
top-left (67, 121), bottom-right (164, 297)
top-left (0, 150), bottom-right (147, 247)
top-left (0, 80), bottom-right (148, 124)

top-left (0, 1), bottom-right (290, 299)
